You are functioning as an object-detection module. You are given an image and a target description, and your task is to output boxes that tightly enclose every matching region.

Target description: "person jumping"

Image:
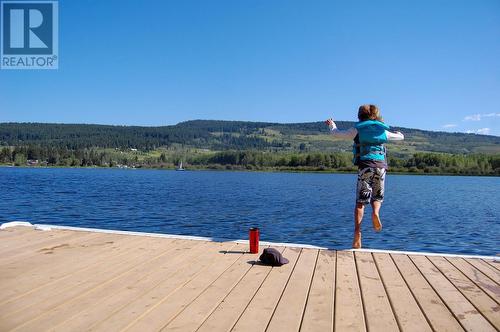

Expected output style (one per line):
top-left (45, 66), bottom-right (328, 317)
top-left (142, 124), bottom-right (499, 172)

top-left (325, 104), bottom-right (404, 249)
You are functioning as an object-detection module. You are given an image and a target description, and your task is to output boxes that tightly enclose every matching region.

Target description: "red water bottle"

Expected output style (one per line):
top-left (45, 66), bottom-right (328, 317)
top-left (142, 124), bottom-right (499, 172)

top-left (249, 228), bottom-right (259, 254)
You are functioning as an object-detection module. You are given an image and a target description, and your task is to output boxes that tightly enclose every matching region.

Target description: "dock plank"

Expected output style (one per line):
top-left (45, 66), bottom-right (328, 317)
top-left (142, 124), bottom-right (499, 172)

top-left (266, 248), bottom-right (318, 332)
top-left (162, 247), bottom-right (266, 331)
top-left (391, 254), bottom-right (464, 331)
top-left (465, 259), bottom-right (500, 285)
top-left (0, 227), bottom-right (71, 245)
top-left (0, 228), bottom-right (92, 253)
top-left (0, 230), bottom-right (100, 265)
top-left (410, 255), bottom-right (496, 332)
top-left (355, 251), bottom-right (399, 332)
top-left (334, 250), bottom-right (366, 332)
top-left (12, 239), bottom-right (198, 332)
top-left (117, 243), bottom-right (243, 332)
top-left (446, 257), bottom-right (500, 304)
top-left (0, 227), bottom-right (47, 243)
top-left (196, 247), bottom-right (281, 332)
top-left (484, 259), bottom-right (500, 272)
top-left (300, 250), bottom-right (335, 332)
top-left (372, 253), bottom-right (432, 332)
top-left (0, 237), bottom-right (181, 331)
top-left (231, 247), bottom-right (301, 332)
top-left (0, 232), bottom-right (125, 285)
top-left (0, 227), bottom-right (497, 332)
top-left (43, 241), bottom-right (219, 332)
top-left (90, 241), bottom-right (238, 332)
top-left (429, 256), bottom-right (500, 330)
top-left (0, 226), bottom-right (35, 238)
top-left (0, 234), bottom-right (165, 306)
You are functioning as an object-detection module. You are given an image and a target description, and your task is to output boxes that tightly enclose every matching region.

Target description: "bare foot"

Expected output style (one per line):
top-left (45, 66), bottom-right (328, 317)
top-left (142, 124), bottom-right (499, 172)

top-left (372, 213), bottom-right (382, 232)
top-left (352, 232), bottom-right (361, 249)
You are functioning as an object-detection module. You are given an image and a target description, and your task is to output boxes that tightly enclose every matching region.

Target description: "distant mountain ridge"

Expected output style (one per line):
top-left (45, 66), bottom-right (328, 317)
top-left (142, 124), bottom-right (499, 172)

top-left (0, 120), bottom-right (499, 155)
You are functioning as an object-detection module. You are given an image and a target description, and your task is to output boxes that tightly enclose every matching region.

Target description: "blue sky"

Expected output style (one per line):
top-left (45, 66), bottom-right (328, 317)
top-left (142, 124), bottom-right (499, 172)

top-left (1, 0), bottom-right (499, 136)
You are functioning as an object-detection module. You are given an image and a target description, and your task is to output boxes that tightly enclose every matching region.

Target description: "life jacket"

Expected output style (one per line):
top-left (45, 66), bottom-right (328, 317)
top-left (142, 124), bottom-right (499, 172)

top-left (352, 120), bottom-right (389, 165)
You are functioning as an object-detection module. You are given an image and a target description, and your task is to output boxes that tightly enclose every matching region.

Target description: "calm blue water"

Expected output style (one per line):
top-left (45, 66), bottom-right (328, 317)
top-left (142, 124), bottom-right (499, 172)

top-left (0, 167), bottom-right (498, 256)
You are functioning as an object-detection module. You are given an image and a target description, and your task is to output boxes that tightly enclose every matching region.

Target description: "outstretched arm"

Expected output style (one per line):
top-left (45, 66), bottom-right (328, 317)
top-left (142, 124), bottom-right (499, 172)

top-left (325, 118), bottom-right (357, 139)
top-left (385, 130), bottom-right (404, 141)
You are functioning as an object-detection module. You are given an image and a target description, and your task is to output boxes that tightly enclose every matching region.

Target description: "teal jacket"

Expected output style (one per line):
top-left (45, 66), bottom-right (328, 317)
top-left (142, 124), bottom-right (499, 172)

top-left (353, 120), bottom-right (389, 163)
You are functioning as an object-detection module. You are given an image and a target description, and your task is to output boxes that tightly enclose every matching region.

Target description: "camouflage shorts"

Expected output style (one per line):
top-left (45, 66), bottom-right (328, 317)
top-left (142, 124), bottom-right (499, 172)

top-left (356, 167), bottom-right (386, 204)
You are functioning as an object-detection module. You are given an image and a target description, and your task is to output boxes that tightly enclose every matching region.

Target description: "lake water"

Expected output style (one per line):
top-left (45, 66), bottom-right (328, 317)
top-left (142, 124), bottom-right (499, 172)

top-left (1, 167), bottom-right (498, 256)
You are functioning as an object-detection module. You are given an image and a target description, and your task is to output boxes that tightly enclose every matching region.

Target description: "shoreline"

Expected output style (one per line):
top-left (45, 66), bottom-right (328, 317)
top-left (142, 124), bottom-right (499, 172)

top-left (1, 164), bottom-right (499, 177)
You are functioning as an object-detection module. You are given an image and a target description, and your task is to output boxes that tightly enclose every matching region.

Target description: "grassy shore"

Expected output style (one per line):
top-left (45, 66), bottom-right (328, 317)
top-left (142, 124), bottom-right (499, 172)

top-left (2, 163), bottom-right (499, 177)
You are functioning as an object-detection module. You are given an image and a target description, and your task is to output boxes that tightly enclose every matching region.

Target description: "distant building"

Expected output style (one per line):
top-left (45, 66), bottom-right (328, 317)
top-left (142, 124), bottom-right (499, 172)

top-left (130, 148), bottom-right (138, 152)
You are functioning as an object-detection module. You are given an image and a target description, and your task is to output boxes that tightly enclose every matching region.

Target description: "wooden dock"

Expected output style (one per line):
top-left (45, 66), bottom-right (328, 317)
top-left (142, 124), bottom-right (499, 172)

top-left (0, 226), bottom-right (499, 332)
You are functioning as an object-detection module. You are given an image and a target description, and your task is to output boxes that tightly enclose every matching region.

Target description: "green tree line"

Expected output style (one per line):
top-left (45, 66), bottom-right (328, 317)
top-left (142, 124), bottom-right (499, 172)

top-left (0, 122), bottom-right (275, 150)
top-left (2, 146), bottom-right (499, 175)
top-left (2, 121), bottom-right (498, 154)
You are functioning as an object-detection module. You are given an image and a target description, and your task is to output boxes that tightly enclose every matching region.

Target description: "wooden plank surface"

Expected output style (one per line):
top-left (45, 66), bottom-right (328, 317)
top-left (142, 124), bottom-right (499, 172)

top-left (334, 250), bottom-right (366, 332)
top-left (299, 249), bottom-right (335, 332)
top-left (465, 258), bottom-right (500, 285)
top-left (0, 228), bottom-right (95, 255)
top-left (12, 239), bottom-right (196, 332)
top-left (90, 241), bottom-right (238, 332)
top-left (0, 232), bottom-right (130, 297)
top-left (355, 251), bottom-right (399, 332)
top-left (429, 256), bottom-right (500, 330)
top-left (0, 227), bottom-right (51, 244)
top-left (0, 226), bottom-right (35, 239)
top-left (372, 253), bottom-right (432, 332)
top-left (484, 259), bottom-right (500, 271)
top-left (266, 248), bottom-right (318, 332)
top-left (231, 247), bottom-right (301, 332)
top-left (0, 228), bottom-right (72, 247)
top-left (1, 237), bottom-right (182, 331)
top-left (0, 230), bottom-right (100, 266)
top-left (391, 254), bottom-right (464, 331)
top-left (196, 247), bottom-right (282, 332)
top-left (48, 241), bottom-right (223, 331)
top-left (410, 255), bottom-right (496, 332)
top-left (446, 257), bottom-right (500, 304)
top-left (118, 243), bottom-right (244, 332)
top-left (0, 235), bottom-right (138, 308)
top-left (0, 234), bottom-right (172, 306)
top-left (0, 227), bottom-right (498, 332)
top-left (161, 246), bottom-right (266, 331)
top-left (0, 231), bottom-right (123, 278)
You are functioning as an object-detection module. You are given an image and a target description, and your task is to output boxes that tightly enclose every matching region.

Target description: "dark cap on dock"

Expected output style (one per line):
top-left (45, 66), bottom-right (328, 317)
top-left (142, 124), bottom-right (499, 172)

top-left (259, 248), bottom-right (289, 266)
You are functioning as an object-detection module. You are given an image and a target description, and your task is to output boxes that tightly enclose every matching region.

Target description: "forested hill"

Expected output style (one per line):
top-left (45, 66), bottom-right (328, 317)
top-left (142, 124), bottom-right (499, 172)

top-left (0, 120), bottom-right (499, 155)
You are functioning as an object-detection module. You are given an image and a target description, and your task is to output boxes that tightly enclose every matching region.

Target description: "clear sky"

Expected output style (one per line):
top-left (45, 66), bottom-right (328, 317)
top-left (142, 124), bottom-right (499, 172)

top-left (1, 0), bottom-right (499, 136)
